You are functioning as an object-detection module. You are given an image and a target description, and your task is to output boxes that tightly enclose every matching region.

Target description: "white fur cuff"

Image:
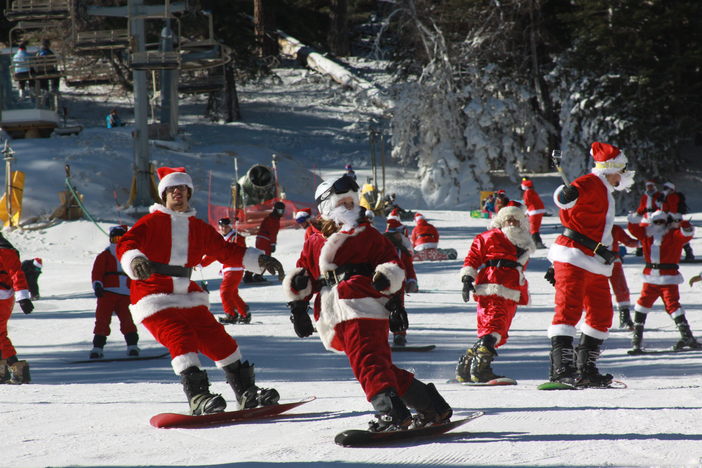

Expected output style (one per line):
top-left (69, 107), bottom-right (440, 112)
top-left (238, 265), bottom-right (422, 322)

top-left (374, 262), bottom-right (405, 294)
top-left (459, 266), bottom-right (477, 281)
top-left (282, 266), bottom-right (313, 301)
top-left (243, 247), bottom-right (265, 274)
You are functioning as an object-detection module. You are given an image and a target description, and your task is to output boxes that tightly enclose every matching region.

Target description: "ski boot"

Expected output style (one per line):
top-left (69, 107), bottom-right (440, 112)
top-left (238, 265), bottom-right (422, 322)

top-left (223, 360), bottom-right (279, 409)
top-left (532, 233), bottom-right (547, 249)
top-left (219, 314), bottom-right (239, 325)
top-left (549, 335), bottom-right (578, 385)
top-left (401, 379), bottom-right (452, 428)
top-left (468, 335), bottom-right (503, 383)
top-left (673, 316), bottom-right (701, 350)
top-left (575, 335), bottom-right (613, 388)
top-left (125, 332), bottom-right (140, 356)
top-left (618, 306), bottom-right (634, 331)
top-left (393, 333), bottom-right (407, 347)
top-left (368, 388), bottom-right (412, 432)
top-left (181, 366), bottom-right (227, 415)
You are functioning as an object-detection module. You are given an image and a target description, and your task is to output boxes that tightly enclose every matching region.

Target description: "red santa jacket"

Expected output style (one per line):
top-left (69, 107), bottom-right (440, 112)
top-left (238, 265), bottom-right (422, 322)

top-left (522, 188), bottom-right (545, 216)
top-left (117, 204), bottom-right (262, 323)
top-left (0, 245), bottom-right (30, 301)
top-left (548, 173), bottom-right (615, 277)
top-left (636, 191), bottom-right (662, 215)
top-left (255, 213), bottom-right (281, 254)
top-left (411, 219), bottom-right (439, 250)
top-left (201, 230), bottom-right (247, 272)
top-left (282, 222), bottom-right (404, 353)
top-left (611, 225), bottom-right (638, 263)
top-left (92, 244), bottom-right (130, 295)
top-left (627, 217), bottom-right (694, 285)
top-left (460, 228), bottom-right (530, 303)
top-left (662, 192), bottom-right (683, 214)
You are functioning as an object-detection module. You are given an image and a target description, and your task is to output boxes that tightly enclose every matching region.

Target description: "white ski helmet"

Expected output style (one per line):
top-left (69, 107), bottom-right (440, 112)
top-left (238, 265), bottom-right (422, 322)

top-left (315, 175), bottom-right (360, 219)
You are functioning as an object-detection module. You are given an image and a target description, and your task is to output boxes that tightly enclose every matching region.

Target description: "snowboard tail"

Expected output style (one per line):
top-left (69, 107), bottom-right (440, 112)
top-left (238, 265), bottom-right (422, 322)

top-left (69, 351), bottom-right (169, 364)
top-left (391, 345), bottom-right (436, 352)
top-left (537, 380), bottom-right (626, 390)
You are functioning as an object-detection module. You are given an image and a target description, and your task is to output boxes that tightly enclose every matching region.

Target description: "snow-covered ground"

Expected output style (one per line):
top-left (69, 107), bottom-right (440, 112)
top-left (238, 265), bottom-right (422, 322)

top-left (3, 64), bottom-right (702, 467)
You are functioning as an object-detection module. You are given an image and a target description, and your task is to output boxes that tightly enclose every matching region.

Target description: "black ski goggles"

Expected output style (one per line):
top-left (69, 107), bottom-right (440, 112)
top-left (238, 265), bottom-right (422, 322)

top-left (317, 175), bottom-right (359, 203)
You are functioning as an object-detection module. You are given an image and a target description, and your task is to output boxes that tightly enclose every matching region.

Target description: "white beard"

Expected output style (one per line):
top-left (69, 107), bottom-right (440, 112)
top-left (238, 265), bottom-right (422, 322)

top-left (501, 225), bottom-right (536, 256)
top-left (614, 170), bottom-right (636, 192)
top-left (328, 205), bottom-right (359, 229)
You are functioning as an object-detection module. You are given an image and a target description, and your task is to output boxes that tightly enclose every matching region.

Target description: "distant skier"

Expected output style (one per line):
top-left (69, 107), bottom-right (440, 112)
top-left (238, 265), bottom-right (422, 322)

top-left (520, 177), bottom-right (547, 249)
top-left (284, 174), bottom-right (452, 432)
top-left (344, 163), bottom-right (357, 181)
top-left (106, 108), bottom-right (124, 128)
top-left (20, 257), bottom-right (42, 300)
top-left (456, 203), bottom-right (535, 383)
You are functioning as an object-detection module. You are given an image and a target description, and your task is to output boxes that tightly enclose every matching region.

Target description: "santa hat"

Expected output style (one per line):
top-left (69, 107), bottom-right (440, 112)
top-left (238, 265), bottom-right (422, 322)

top-left (33, 258), bottom-right (43, 269)
top-left (645, 180), bottom-right (656, 187)
top-left (521, 178), bottom-right (533, 190)
top-left (490, 205), bottom-right (527, 229)
top-left (650, 210), bottom-right (669, 224)
top-left (663, 182), bottom-right (675, 191)
top-left (387, 208), bottom-right (401, 222)
top-left (295, 208), bottom-right (312, 223)
top-left (157, 166), bottom-right (193, 200)
top-left (590, 142), bottom-right (627, 175)
top-left (506, 200), bottom-right (523, 209)
top-left (414, 212), bottom-right (425, 222)
top-left (386, 218), bottom-right (405, 233)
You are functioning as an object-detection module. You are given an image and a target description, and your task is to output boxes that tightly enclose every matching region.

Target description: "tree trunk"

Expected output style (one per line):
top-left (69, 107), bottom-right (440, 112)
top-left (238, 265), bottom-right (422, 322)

top-left (328, 0), bottom-right (350, 56)
top-left (254, 0), bottom-right (277, 57)
top-left (224, 61), bottom-right (241, 122)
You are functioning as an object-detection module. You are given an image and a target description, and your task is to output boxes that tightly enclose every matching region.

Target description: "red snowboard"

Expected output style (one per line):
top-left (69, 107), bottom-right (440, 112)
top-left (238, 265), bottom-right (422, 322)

top-left (150, 397), bottom-right (315, 429)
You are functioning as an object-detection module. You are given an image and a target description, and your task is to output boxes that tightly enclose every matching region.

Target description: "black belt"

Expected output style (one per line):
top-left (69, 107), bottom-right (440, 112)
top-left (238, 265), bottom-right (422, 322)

top-left (150, 262), bottom-right (192, 279)
top-left (483, 259), bottom-right (521, 269)
top-left (318, 263), bottom-right (373, 287)
top-left (0, 282), bottom-right (10, 289)
top-left (562, 228), bottom-right (616, 265)
top-left (417, 233), bottom-right (433, 238)
top-left (645, 263), bottom-right (679, 270)
top-left (106, 271), bottom-right (127, 276)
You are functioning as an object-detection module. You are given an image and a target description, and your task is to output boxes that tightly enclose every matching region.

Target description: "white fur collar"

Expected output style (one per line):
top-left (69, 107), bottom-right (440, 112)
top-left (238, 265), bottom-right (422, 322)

top-left (500, 227), bottom-right (535, 264)
top-left (319, 225), bottom-right (366, 274)
top-left (150, 203), bottom-right (197, 217)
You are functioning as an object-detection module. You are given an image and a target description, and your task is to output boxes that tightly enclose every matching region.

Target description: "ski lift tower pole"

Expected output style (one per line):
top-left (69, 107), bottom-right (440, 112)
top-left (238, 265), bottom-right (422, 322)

top-left (369, 126), bottom-right (378, 185)
top-left (379, 130), bottom-right (386, 198)
top-left (159, 17), bottom-right (178, 140)
top-left (2, 140), bottom-right (15, 228)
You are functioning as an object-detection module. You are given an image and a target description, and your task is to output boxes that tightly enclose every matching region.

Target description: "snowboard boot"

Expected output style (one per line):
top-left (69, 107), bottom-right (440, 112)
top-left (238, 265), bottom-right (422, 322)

top-left (180, 366), bottom-right (227, 415)
top-left (223, 360), bottom-right (279, 410)
top-left (393, 333), bottom-right (407, 347)
top-left (532, 233), bottom-right (547, 249)
top-left (455, 350), bottom-right (474, 383)
top-left (618, 306), bottom-right (634, 331)
top-left (401, 379), bottom-right (452, 428)
top-left (243, 271), bottom-right (255, 283)
top-left (628, 312), bottom-right (647, 354)
top-left (575, 335), bottom-right (613, 388)
top-left (238, 310), bottom-right (252, 324)
top-left (0, 360), bottom-right (9, 384)
top-left (90, 334), bottom-right (107, 359)
top-left (635, 247), bottom-right (643, 257)
top-left (125, 332), bottom-right (140, 356)
top-left (368, 388), bottom-right (412, 432)
top-left (683, 243), bottom-right (695, 262)
top-left (549, 335), bottom-right (577, 385)
top-left (469, 335), bottom-right (503, 383)
top-left (673, 316), bottom-right (701, 350)
top-left (219, 314), bottom-right (239, 325)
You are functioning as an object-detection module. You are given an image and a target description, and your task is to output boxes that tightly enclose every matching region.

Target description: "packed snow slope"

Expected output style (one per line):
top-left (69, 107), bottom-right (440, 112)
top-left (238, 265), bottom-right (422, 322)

top-left (2, 64), bottom-right (702, 467)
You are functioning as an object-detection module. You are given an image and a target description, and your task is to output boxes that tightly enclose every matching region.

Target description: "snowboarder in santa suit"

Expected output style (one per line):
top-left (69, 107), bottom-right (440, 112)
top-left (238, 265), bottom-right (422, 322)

top-left (294, 208), bottom-right (321, 241)
top-left (546, 141), bottom-right (636, 387)
top-left (609, 224), bottom-right (639, 330)
top-left (245, 201), bottom-right (285, 283)
top-left (410, 213), bottom-right (439, 253)
top-left (626, 210), bottom-right (700, 353)
top-left (384, 218), bottom-right (418, 347)
top-left (660, 182), bottom-right (694, 261)
top-left (200, 217), bottom-right (251, 324)
top-left (90, 225), bottom-right (140, 359)
top-left (0, 232), bottom-right (33, 384)
top-left (117, 166), bottom-right (285, 415)
top-left (20, 257), bottom-right (43, 300)
top-left (520, 177), bottom-right (547, 249)
top-left (456, 202), bottom-right (535, 383)
top-left (284, 174), bottom-right (452, 431)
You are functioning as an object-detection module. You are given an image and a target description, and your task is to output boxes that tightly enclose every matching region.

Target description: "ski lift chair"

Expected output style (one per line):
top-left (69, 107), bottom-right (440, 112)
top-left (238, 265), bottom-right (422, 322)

top-left (4, 0), bottom-right (71, 22)
top-left (75, 30), bottom-right (130, 53)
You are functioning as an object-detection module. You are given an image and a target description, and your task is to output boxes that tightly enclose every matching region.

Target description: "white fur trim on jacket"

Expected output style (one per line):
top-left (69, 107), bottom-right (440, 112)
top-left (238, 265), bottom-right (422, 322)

top-left (627, 212), bottom-right (642, 224)
top-left (283, 266), bottom-right (312, 301)
top-left (459, 266), bottom-right (477, 281)
top-left (547, 243), bottom-right (613, 277)
top-left (14, 289), bottom-right (30, 301)
top-left (553, 185), bottom-right (576, 210)
top-left (474, 283), bottom-right (521, 302)
top-left (374, 262), bottom-right (405, 294)
top-left (319, 226), bottom-right (366, 275)
top-left (129, 291), bottom-right (210, 323)
top-left (642, 272), bottom-right (683, 285)
top-left (243, 247), bottom-right (264, 274)
top-left (171, 352), bottom-right (201, 375)
top-left (526, 208), bottom-right (546, 216)
top-left (120, 248), bottom-right (147, 280)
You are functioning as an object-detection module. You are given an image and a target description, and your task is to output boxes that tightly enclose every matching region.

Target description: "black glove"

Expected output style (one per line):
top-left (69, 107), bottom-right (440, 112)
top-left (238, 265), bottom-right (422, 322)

top-left (93, 283), bottom-right (104, 298)
top-left (291, 271), bottom-right (309, 291)
top-left (558, 185), bottom-right (579, 204)
top-left (270, 244), bottom-right (276, 253)
top-left (389, 306), bottom-right (409, 333)
top-left (199, 280), bottom-right (209, 293)
top-left (288, 301), bottom-right (313, 338)
top-left (461, 276), bottom-right (475, 303)
top-left (545, 267), bottom-right (556, 286)
top-left (19, 298), bottom-right (33, 314)
top-left (258, 255), bottom-right (285, 280)
top-left (372, 272), bottom-right (391, 291)
top-left (131, 257), bottom-right (153, 280)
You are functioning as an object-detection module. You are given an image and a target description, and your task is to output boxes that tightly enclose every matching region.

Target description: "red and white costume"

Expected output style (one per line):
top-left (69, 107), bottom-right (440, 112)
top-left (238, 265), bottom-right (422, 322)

top-left (521, 179), bottom-right (545, 235)
top-left (460, 205), bottom-right (534, 348)
top-left (411, 214), bottom-right (439, 251)
top-left (627, 211), bottom-right (694, 317)
top-left (0, 242), bottom-right (30, 361)
top-left (117, 200), bottom-right (263, 375)
top-left (201, 229), bottom-right (248, 317)
top-left (608, 225), bottom-right (638, 309)
top-left (660, 182), bottom-right (683, 214)
top-left (255, 212), bottom-right (281, 255)
top-left (547, 142), bottom-right (631, 340)
top-left (283, 222), bottom-right (409, 400)
top-left (636, 181), bottom-right (662, 218)
top-left (91, 244), bottom-right (136, 337)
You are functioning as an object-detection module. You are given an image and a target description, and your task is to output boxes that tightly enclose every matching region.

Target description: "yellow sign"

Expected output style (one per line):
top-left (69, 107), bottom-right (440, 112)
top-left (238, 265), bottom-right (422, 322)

top-left (0, 170), bottom-right (25, 227)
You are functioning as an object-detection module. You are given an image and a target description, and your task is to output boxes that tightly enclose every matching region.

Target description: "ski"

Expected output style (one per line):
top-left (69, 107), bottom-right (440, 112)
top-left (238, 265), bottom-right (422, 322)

top-left (391, 345), bottom-right (436, 352)
top-left (334, 411), bottom-right (484, 447)
top-left (537, 380), bottom-right (627, 390)
top-left (150, 397), bottom-right (315, 429)
top-left (68, 351), bottom-right (169, 364)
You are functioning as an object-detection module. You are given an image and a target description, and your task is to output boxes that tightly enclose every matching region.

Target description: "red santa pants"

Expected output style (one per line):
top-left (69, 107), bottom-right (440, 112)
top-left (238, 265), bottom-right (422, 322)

top-left (221, 270), bottom-right (247, 316)
top-left (475, 295), bottom-right (517, 348)
top-left (528, 213), bottom-right (544, 234)
top-left (0, 297), bottom-right (16, 359)
top-left (608, 261), bottom-right (631, 306)
top-left (93, 292), bottom-right (137, 336)
top-left (636, 283), bottom-right (681, 314)
top-left (142, 305), bottom-right (239, 362)
top-left (336, 318), bottom-right (414, 401)
top-left (553, 261), bottom-right (613, 333)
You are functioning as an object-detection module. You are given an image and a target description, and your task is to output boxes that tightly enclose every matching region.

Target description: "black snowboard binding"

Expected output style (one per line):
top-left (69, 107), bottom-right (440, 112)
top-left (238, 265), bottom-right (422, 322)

top-left (181, 366), bottom-right (227, 415)
top-left (223, 360), bottom-right (279, 409)
top-left (401, 379), bottom-right (452, 428)
top-left (368, 388), bottom-right (412, 432)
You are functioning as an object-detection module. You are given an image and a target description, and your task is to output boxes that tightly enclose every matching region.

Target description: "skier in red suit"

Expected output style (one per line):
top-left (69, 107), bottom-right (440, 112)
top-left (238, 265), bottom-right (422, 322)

top-left (410, 213), bottom-right (439, 252)
top-left (90, 225), bottom-right (139, 359)
top-left (117, 166), bottom-right (284, 415)
top-left (246, 201), bottom-right (285, 283)
top-left (284, 174), bottom-right (452, 432)
top-left (660, 181), bottom-right (694, 261)
top-left (635, 180), bottom-right (662, 218)
top-left (520, 177), bottom-right (547, 249)
top-left (456, 204), bottom-right (535, 383)
top-left (0, 233), bottom-right (33, 384)
top-left (384, 218), bottom-right (418, 347)
top-left (610, 225), bottom-right (639, 330)
top-left (546, 141), bottom-right (636, 387)
top-left (200, 218), bottom-right (250, 325)
top-left (626, 210), bottom-right (700, 353)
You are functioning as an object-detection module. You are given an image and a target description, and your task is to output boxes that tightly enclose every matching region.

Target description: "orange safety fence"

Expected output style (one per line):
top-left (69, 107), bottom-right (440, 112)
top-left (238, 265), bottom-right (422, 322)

top-left (207, 198), bottom-right (315, 235)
